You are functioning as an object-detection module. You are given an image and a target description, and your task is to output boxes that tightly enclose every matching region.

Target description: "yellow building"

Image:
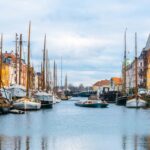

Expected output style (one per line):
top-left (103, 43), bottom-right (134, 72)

top-left (1, 63), bottom-right (10, 87)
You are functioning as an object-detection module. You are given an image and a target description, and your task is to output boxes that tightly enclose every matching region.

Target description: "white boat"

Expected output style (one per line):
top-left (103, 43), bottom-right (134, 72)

top-left (126, 33), bottom-right (147, 109)
top-left (126, 98), bottom-right (147, 108)
top-left (12, 23), bottom-right (41, 111)
top-left (34, 91), bottom-right (53, 108)
top-left (7, 84), bottom-right (26, 99)
top-left (54, 95), bottom-right (61, 103)
top-left (0, 89), bottom-right (12, 101)
top-left (13, 97), bottom-right (41, 110)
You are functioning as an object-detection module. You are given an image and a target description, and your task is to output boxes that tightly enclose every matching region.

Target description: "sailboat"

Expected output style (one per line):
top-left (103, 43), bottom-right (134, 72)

top-left (126, 33), bottom-right (147, 108)
top-left (0, 34), bottom-right (12, 114)
top-left (7, 34), bottom-right (26, 100)
top-left (61, 74), bottom-right (71, 100)
top-left (34, 34), bottom-right (53, 108)
top-left (116, 29), bottom-right (128, 106)
top-left (13, 22), bottom-right (41, 110)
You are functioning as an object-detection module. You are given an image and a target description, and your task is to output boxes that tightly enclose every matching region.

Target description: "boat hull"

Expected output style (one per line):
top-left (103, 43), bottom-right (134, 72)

top-left (75, 102), bottom-right (108, 108)
top-left (41, 101), bottom-right (53, 108)
top-left (13, 101), bottom-right (41, 110)
top-left (0, 107), bottom-right (10, 114)
top-left (116, 96), bottom-right (127, 106)
top-left (126, 98), bottom-right (147, 108)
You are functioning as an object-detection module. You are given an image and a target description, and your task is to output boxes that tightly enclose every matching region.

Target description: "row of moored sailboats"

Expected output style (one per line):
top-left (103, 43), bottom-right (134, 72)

top-left (0, 22), bottom-right (70, 113)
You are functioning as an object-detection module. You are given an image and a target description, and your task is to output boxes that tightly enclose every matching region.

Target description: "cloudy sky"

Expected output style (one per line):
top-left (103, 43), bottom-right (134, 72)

top-left (0, 0), bottom-right (150, 86)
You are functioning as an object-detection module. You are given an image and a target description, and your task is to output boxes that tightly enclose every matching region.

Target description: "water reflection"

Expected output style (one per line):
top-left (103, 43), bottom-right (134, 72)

top-left (121, 134), bottom-right (150, 150)
top-left (0, 134), bottom-right (150, 150)
top-left (0, 100), bottom-right (150, 150)
top-left (41, 137), bottom-right (48, 150)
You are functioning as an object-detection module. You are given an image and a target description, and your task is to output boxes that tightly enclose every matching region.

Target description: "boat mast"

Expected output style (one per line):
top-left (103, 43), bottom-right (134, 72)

top-left (0, 34), bottom-right (3, 89)
top-left (15, 33), bottom-right (18, 84)
top-left (65, 74), bottom-right (67, 91)
top-left (123, 28), bottom-right (127, 95)
top-left (53, 60), bottom-right (56, 94)
top-left (49, 60), bottom-right (52, 92)
top-left (19, 34), bottom-right (22, 85)
top-left (135, 32), bottom-right (138, 99)
top-left (61, 57), bottom-right (62, 90)
top-left (56, 63), bottom-right (57, 92)
top-left (42, 34), bottom-right (46, 91)
top-left (41, 62), bottom-right (43, 90)
top-left (46, 49), bottom-right (49, 91)
top-left (26, 21), bottom-right (31, 97)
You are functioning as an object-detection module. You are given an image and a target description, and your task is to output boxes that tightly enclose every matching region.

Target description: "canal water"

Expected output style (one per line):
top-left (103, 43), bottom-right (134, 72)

top-left (0, 97), bottom-right (150, 150)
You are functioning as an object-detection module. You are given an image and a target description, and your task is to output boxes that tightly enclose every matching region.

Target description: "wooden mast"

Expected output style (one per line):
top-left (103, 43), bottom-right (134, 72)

top-left (0, 34), bottom-right (3, 89)
top-left (41, 62), bottom-right (43, 90)
top-left (53, 60), bottom-right (56, 93)
top-left (46, 49), bottom-right (48, 91)
top-left (15, 33), bottom-right (18, 84)
top-left (42, 34), bottom-right (46, 90)
top-left (123, 28), bottom-right (127, 95)
top-left (26, 21), bottom-right (31, 97)
top-left (19, 34), bottom-right (22, 85)
top-left (135, 32), bottom-right (138, 99)
top-left (61, 57), bottom-right (62, 90)
top-left (65, 74), bottom-right (67, 91)
top-left (55, 63), bottom-right (57, 92)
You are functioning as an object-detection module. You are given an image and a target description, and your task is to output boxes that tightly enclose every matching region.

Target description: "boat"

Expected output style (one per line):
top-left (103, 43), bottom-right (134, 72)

top-left (126, 97), bottom-right (147, 108)
top-left (61, 95), bottom-right (69, 100)
top-left (34, 91), bottom-right (53, 108)
top-left (13, 22), bottom-right (41, 111)
top-left (75, 100), bottom-right (108, 108)
top-left (0, 98), bottom-right (11, 114)
top-left (13, 97), bottom-right (41, 110)
top-left (7, 84), bottom-right (26, 100)
top-left (116, 29), bottom-right (128, 106)
top-left (54, 95), bottom-right (61, 103)
top-left (126, 33), bottom-right (147, 108)
top-left (116, 95), bottom-right (127, 106)
top-left (0, 89), bottom-right (12, 114)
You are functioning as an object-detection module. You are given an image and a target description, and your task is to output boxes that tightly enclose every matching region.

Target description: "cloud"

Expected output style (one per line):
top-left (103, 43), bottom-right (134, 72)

top-left (0, 0), bottom-right (150, 86)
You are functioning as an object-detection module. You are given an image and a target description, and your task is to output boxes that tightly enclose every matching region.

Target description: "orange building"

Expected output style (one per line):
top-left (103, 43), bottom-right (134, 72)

top-left (110, 77), bottom-right (122, 91)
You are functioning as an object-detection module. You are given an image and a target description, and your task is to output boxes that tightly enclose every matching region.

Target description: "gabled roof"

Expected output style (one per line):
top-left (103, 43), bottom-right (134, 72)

top-left (93, 80), bottom-right (110, 87)
top-left (145, 34), bottom-right (150, 51)
top-left (111, 77), bottom-right (122, 85)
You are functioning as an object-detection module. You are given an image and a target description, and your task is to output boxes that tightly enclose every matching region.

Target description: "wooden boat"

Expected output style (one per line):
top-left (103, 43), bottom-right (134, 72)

top-left (54, 95), bottom-right (61, 103)
top-left (7, 84), bottom-right (26, 99)
top-left (61, 95), bottom-right (69, 100)
top-left (116, 96), bottom-right (127, 106)
top-left (75, 100), bottom-right (108, 108)
top-left (34, 91), bottom-right (53, 108)
top-left (13, 97), bottom-right (41, 110)
top-left (126, 33), bottom-right (147, 108)
top-left (116, 29), bottom-right (127, 106)
top-left (126, 97), bottom-right (147, 108)
top-left (0, 97), bottom-right (12, 114)
top-left (13, 22), bottom-right (41, 111)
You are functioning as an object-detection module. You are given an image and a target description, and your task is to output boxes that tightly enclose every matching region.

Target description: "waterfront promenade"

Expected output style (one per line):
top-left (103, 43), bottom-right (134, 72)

top-left (0, 97), bottom-right (150, 150)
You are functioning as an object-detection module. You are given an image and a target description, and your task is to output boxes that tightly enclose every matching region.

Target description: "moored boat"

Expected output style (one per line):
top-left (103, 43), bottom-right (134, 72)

top-left (116, 96), bottom-right (127, 106)
top-left (34, 91), bottom-right (53, 108)
top-left (0, 97), bottom-right (11, 114)
top-left (7, 84), bottom-right (26, 100)
top-left (75, 100), bottom-right (108, 108)
top-left (13, 97), bottom-right (41, 110)
top-left (0, 89), bottom-right (13, 114)
top-left (126, 97), bottom-right (147, 108)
